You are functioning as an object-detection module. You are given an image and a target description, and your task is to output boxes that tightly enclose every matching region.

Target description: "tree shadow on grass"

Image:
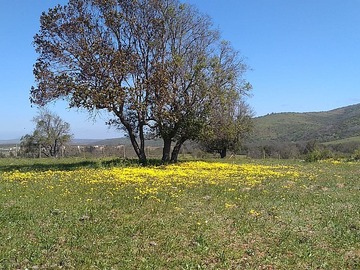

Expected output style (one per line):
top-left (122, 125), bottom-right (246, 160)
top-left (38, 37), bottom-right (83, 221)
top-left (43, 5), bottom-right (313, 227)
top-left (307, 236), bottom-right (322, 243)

top-left (0, 158), bottom-right (172, 173)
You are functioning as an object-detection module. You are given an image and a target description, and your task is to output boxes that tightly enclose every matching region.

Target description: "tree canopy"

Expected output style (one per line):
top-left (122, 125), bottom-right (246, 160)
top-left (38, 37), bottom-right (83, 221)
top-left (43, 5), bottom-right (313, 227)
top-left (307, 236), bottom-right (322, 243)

top-left (31, 0), bottom-right (251, 164)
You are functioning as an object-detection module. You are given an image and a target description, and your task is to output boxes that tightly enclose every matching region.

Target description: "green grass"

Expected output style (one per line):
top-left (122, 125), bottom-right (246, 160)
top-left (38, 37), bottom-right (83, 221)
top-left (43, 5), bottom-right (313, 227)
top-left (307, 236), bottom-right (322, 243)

top-left (322, 135), bottom-right (360, 145)
top-left (1, 158), bottom-right (360, 269)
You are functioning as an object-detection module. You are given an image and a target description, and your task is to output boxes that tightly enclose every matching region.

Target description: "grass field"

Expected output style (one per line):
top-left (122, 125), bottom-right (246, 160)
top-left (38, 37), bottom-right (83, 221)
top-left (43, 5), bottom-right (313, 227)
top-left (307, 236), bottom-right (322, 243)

top-left (0, 157), bottom-right (360, 269)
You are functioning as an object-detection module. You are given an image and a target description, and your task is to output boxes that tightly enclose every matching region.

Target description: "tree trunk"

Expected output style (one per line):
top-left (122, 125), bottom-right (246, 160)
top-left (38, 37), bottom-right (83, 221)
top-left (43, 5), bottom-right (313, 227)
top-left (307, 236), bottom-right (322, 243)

top-left (138, 122), bottom-right (147, 165)
top-left (129, 136), bottom-right (147, 165)
top-left (118, 113), bottom-right (147, 165)
top-left (125, 125), bottom-right (147, 165)
top-left (162, 138), bottom-right (172, 163)
top-left (137, 150), bottom-right (147, 165)
top-left (53, 139), bottom-right (58, 157)
top-left (219, 147), bottom-right (227, 158)
top-left (170, 137), bottom-right (187, 163)
top-left (129, 135), bottom-right (147, 165)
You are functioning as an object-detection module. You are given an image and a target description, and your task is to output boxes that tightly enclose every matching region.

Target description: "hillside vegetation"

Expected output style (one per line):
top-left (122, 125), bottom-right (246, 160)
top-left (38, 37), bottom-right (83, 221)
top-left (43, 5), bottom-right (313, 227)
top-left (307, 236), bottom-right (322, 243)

top-left (251, 103), bottom-right (360, 144)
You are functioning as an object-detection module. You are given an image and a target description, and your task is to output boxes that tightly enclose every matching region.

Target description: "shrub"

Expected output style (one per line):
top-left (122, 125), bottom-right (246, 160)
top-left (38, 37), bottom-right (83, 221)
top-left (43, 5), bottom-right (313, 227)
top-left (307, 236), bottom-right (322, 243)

top-left (305, 149), bottom-right (334, 162)
top-left (351, 149), bottom-right (360, 161)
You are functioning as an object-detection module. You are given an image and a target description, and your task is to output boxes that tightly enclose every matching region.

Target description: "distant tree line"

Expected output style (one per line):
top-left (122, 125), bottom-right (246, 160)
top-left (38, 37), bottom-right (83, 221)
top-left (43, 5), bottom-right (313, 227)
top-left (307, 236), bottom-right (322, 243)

top-left (244, 140), bottom-right (360, 161)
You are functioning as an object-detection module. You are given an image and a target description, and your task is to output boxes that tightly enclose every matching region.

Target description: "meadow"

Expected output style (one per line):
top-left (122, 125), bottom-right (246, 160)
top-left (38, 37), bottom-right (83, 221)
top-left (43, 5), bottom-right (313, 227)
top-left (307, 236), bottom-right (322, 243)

top-left (0, 157), bottom-right (359, 269)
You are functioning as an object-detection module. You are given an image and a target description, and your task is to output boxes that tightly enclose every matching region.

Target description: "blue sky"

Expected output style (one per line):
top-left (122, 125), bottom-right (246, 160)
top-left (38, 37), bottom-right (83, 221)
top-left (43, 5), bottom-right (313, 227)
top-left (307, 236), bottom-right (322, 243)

top-left (1, 0), bottom-right (360, 140)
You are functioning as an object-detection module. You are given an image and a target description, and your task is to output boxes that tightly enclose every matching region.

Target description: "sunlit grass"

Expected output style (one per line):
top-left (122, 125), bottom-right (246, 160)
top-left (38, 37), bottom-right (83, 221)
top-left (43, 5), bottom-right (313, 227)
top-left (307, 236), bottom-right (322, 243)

top-left (0, 158), bottom-right (360, 269)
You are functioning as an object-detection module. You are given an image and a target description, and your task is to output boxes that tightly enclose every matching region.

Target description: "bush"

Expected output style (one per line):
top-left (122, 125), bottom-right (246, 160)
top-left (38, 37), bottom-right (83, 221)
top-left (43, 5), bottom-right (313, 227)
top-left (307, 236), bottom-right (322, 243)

top-left (351, 149), bottom-right (360, 161)
top-left (305, 150), bottom-right (322, 162)
top-left (305, 149), bottom-right (334, 162)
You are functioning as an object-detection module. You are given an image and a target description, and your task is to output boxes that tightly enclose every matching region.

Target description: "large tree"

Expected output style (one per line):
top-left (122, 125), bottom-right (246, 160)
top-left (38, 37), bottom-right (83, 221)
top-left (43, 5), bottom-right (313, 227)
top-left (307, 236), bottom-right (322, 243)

top-left (31, 0), bottom-right (251, 164)
top-left (20, 109), bottom-right (72, 157)
top-left (32, 0), bottom-right (155, 164)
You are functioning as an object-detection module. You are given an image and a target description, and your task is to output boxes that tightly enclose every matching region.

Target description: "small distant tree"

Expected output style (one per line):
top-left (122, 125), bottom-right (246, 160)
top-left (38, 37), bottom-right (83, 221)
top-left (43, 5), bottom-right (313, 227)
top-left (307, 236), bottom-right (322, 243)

top-left (200, 99), bottom-right (253, 158)
top-left (20, 109), bottom-right (72, 157)
top-left (197, 41), bottom-right (252, 159)
top-left (20, 134), bottom-right (39, 158)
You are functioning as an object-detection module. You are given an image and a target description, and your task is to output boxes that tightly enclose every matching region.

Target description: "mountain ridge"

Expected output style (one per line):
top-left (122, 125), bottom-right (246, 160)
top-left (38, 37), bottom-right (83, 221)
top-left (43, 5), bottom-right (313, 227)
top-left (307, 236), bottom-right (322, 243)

top-left (251, 103), bottom-right (360, 144)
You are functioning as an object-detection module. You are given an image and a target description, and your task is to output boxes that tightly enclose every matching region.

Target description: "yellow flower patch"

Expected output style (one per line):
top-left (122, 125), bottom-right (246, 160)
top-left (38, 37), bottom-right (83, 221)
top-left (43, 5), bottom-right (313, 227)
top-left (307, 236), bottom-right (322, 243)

top-left (0, 161), bottom-right (302, 200)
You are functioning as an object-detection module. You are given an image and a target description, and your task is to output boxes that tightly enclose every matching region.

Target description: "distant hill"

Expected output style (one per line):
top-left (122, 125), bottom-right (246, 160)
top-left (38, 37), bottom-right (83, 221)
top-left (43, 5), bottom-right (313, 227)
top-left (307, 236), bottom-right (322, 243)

top-left (0, 139), bottom-right (20, 145)
top-left (250, 103), bottom-right (360, 145)
top-left (4, 103), bottom-right (360, 150)
top-left (71, 139), bottom-right (101, 145)
top-left (89, 138), bottom-right (164, 147)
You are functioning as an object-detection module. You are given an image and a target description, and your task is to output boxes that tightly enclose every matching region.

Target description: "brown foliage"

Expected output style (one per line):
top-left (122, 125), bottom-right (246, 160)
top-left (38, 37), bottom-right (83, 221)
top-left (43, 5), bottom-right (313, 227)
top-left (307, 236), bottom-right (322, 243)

top-left (31, 0), bottom-right (251, 164)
